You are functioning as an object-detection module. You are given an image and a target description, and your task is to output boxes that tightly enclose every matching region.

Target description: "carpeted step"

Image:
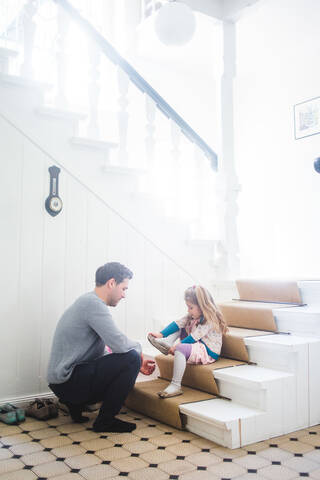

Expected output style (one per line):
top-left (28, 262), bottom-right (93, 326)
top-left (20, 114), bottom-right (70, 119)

top-left (125, 378), bottom-right (216, 429)
top-left (218, 301), bottom-right (279, 331)
top-left (222, 327), bottom-right (275, 362)
top-left (156, 355), bottom-right (246, 395)
top-left (236, 279), bottom-right (303, 304)
top-left (219, 299), bottom-right (305, 332)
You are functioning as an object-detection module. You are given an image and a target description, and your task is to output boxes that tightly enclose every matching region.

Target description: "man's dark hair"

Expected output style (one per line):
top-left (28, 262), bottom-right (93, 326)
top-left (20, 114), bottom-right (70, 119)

top-left (95, 262), bottom-right (133, 287)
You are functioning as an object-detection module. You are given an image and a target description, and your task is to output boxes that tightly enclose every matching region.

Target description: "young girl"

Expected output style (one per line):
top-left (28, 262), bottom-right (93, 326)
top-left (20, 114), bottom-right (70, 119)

top-left (148, 285), bottom-right (228, 398)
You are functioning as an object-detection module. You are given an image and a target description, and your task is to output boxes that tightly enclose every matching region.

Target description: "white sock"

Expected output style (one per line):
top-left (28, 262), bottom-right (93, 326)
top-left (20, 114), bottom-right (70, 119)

top-left (163, 350), bottom-right (186, 394)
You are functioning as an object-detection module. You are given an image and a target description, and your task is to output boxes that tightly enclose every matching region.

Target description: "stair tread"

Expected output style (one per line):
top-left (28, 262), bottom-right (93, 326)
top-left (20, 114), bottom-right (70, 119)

top-left (35, 106), bottom-right (87, 120)
top-left (274, 305), bottom-right (320, 314)
top-left (0, 73), bottom-right (51, 90)
top-left (0, 47), bottom-right (18, 57)
top-left (180, 398), bottom-right (264, 422)
top-left (245, 333), bottom-right (320, 346)
top-left (213, 364), bottom-right (294, 381)
top-left (71, 136), bottom-right (118, 149)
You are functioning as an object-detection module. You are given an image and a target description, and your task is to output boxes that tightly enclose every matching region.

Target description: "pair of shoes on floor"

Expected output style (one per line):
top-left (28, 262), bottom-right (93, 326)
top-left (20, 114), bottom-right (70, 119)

top-left (157, 389), bottom-right (183, 399)
top-left (26, 398), bottom-right (58, 420)
top-left (0, 403), bottom-right (25, 425)
top-left (147, 334), bottom-right (170, 355)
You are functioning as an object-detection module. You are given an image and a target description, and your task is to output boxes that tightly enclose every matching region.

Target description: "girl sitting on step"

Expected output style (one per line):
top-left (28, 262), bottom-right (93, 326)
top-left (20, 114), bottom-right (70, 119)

top-left (148, 285), bottom-right (228, 398)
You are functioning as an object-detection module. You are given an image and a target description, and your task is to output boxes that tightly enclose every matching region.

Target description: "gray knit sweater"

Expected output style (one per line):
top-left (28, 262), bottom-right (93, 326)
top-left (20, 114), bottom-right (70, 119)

top-left (47, 291), bottom-right (141, 384)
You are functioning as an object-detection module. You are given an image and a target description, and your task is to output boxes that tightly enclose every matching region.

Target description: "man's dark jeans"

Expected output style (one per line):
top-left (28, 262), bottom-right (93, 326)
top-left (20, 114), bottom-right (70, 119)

top-left (49, 350), bottom-right (141, 423)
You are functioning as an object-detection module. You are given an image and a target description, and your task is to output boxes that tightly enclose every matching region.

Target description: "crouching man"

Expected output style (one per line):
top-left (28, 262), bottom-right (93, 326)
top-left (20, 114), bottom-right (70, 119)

top-left (47, 262), bottom-right (155, 433)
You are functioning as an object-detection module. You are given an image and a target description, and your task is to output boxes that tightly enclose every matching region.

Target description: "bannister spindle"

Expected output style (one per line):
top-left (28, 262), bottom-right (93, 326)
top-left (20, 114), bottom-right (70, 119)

top-left (117, 67), bottom-right (129, 165)
top-left (55, 5), bottom-right (70, 107)
top-left (194, 147), bottom-right (206, 234)
top-left (145, 95), bottom-right (156, 168)
top-left (21, 0), bottom-right (38, 79)
top-left (87, 40), bottom-right (101, 139)
top-left (170, 121), bottom-right (182, 209)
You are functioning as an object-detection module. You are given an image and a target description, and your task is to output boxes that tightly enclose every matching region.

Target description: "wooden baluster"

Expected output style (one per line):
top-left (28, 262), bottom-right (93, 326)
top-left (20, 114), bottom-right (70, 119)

top-left (55, 5), bottom-right (70, 107)
top-left (145, 95), bottom-right (156, 168)
top-left (117, 67), bottom-right (129, 166)
top-left (21, 0), bottom-right (38, 79)
top-left (87, 40), bottom-right (101, 139)
top-left (194, 147), bottom-right (206, 235)
top-left (171, 121), bottom-right (182, 213)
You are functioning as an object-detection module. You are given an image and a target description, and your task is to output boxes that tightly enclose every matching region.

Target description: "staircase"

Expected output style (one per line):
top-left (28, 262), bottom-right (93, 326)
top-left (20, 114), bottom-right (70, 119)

top-left (130, 279), bottom-right (320, 449)
top-left (0, 0), bottom-right (225, 285)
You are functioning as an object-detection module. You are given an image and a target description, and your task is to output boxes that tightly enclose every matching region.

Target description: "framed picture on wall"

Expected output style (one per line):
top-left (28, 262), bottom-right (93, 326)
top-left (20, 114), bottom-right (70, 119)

top-left (294, 96), bottom-right (320, 139)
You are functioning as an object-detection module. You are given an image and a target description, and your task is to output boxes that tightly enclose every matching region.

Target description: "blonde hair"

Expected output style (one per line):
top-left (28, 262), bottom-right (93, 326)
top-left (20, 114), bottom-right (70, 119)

top-left (184, 285), bottom-right (228, 335)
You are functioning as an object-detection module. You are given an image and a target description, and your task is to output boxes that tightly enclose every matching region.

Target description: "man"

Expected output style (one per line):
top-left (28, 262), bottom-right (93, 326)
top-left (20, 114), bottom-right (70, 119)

top-left (47, 262), bottom-right (155, 433)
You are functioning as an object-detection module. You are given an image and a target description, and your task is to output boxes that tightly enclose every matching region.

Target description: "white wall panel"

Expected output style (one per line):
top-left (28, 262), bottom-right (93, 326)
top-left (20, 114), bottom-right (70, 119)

top-left (15, 141), bottom-right (45, 396)
top-left (0, 117), bottom-right (23, 399)
top-left (64, 176), bottom-right (88, 308)
top-left (125, 229), bottom-right (146, 342)
top-left (0, 114), bottom-right (200, 402)
top-left (39, 160), bottom-right (67, 392)
top-left (86, 195), bottom-right (109, 291)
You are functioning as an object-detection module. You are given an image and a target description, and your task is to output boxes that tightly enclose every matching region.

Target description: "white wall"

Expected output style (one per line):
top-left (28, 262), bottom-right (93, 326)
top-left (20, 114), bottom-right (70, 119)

top-left (0, 114), bottom-right (194, 403)
top-left (234, 0), bottom-right (320, 278)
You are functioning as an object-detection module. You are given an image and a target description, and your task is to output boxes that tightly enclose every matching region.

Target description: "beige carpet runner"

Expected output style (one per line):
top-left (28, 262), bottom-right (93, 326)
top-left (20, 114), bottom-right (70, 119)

top-left (126, 279), bottom-right (304, 429)
top-left (126, 378), bottom-right (216, 429)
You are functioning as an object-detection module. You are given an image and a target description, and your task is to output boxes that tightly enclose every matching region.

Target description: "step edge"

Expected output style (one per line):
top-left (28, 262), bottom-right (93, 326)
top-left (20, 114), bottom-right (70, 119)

top-left (180, 400), bottom-right (265, 426)
top-left (70, 136), bottom-right (118, 150)
top-left (35, 106), bottom-right (87, 121)
top-left (0, 72), bottom-right (51, 90)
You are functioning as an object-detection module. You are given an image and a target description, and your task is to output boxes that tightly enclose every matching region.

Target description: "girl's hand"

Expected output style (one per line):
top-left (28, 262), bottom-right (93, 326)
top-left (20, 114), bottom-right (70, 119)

top-left (148, 332), bottom-right (163, 338)
top-left (168, 346), bottom-right (176, 355)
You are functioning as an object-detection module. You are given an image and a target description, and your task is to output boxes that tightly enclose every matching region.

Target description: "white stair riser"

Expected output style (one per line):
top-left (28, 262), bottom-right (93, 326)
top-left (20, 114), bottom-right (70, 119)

top-left (216, 378), bottom-right (264, 410)
top-left (185, 415), bottom-right (240, 449)
top-left (184, 409), bottom-right (272, 449)
top-left (309, 342), bottom-right (320, 425)
top-left (244, 344), bottom-right (309, 428)
top-left (298, 281), bottom-right (320, 305)
top-left (215, 374), bottom-right (308, 433)
top-left (274, 311), bottom-right (320, 336)
top-left (245, 342), bottom-right (307, 372)
top-left (0, 82), bottom-right (45, 110)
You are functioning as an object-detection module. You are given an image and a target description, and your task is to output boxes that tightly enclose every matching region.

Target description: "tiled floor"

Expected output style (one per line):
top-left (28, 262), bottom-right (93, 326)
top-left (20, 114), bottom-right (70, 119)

top-left (0, 408), bottom-right (319, 480)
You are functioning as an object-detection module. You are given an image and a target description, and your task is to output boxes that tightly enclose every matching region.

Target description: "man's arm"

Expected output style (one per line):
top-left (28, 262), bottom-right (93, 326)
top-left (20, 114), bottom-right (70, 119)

top-left (88, 300), bottom-right (142, 354)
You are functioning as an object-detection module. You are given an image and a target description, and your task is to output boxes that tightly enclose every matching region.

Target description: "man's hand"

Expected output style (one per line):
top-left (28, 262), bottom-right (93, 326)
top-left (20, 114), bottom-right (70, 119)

top-left (140, 358), bottom-right (156, 375)
top-left (168, 345), bottom-right (176, 355)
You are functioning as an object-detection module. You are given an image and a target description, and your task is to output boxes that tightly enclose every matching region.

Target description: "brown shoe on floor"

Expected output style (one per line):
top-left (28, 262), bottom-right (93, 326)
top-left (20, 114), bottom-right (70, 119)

top-left (26, 399), bottom-right (52, 420)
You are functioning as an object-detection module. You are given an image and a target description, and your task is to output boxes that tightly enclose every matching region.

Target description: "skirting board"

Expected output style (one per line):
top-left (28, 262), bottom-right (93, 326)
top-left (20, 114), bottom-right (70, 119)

top-left (0, 391), bottom-right (56, 408)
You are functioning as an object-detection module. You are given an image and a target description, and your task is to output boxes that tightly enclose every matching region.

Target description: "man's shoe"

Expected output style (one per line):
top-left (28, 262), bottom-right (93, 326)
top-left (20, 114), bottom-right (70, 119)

top-left (64, 402), bottom-right (89, 423)
top-left (93, 417), bottom-right (136, 433)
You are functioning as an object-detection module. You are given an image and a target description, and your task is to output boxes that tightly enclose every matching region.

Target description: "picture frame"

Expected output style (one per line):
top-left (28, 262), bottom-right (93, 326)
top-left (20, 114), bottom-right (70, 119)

top-left (294, 96), bottom-right (320, 139)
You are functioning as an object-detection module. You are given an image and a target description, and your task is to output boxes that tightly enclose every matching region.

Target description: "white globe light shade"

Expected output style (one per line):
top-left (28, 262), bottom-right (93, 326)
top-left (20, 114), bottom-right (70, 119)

top-left (154, 2), bottom-right (196, 46)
